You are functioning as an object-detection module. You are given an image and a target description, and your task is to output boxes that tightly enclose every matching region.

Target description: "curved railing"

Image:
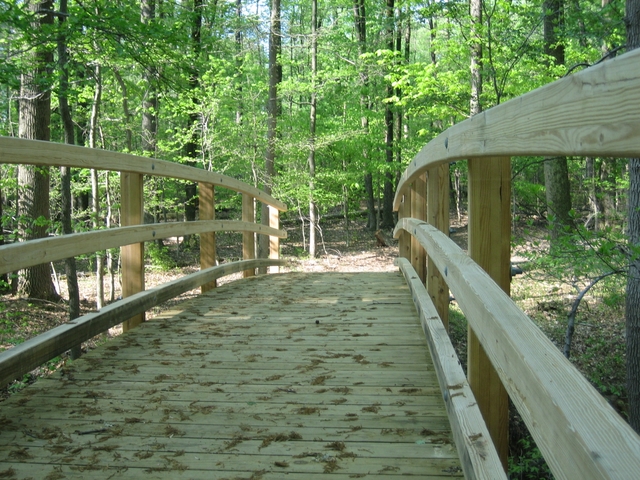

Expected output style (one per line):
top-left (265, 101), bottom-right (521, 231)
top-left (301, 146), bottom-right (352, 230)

top-left (0, 138), bottom-right (287, 387)
top-left (392, 48), bottom-right (640, 479)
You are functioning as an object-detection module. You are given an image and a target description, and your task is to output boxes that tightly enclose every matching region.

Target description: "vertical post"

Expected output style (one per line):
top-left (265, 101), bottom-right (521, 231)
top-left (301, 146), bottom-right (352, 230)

top-left (410, 173), bottom-right (427, 283)
top-left (427, 164), bottom-right (450, 329)
top-left (120, 172), bottom-right (144, 332)
top-left (467, 156), bottom-right (511, 469)
top-left (398, 191), bottom-right (411, 260)
top-left (268, 205), bottom-right (280, 273)
top-left (199, 183), bottom-right (216, 292)
top-left (242, 193), bottom-right (256, 277)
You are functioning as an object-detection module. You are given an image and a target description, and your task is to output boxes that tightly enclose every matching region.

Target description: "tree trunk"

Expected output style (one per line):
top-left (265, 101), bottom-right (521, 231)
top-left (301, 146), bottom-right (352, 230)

top-left (381, 0), bottom-right (396, 229)
top-left (308, 0), bottom-right (318, 258)
top-left (625, 0), bottom-right (640, 434)
top-left (57, 0), bottom-right (81, 358)
top-left (354, 0), bottom-right (376, 230)
top-left (183, 0), bottom-right (202, 246)
top-left (90, 63), bottom-right (104, 310)
top-left (260, 0), bottom-right (281, 270)
top-left (141, 0), bottom-right (157, 158)
top-left (17, 0), bottom-right (59, 301)
top-left (470, 0), bottom-right (482, 117)
top-left (543, 0), bottom-right (572, 246)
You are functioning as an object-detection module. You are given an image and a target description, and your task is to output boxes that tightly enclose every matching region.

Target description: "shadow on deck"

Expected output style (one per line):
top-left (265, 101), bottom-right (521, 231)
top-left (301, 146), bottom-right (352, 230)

top-left (0, 272), bottom-right (462, 479)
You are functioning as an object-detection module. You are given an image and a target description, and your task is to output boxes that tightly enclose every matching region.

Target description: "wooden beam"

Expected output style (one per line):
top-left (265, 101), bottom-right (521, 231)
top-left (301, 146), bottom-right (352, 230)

top-left (397, 192), bottom-right (411, 260)
top-left (120, 172), bottom-right (144, 332)
top-left (268, 205), bottom-right (280, 274)
top-left (0, 136), bottom-right (287, 212)
top-left (396, 257), bottom-right (506, 480)
top-left (410, 174), bottom-right (427, 283)
top-left (199, 183), bottom-right (216, 292)
top-left (427, 164), bottom-right (450, 329)
top-left (394, 218), bottom-right (640, 480)
top-left (0, 259), bottom-right (287, 389)
top-left (393, 48), bottom-right (640, 211)
top-left (467, 157), bottom-right (510, 469)
top-left (242, 194), bottom-right (256, 277)
top-left (0, 220), bottom-right (286, 276)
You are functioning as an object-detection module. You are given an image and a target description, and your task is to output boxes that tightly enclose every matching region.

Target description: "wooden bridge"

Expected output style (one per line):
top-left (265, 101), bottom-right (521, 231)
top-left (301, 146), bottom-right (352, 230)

top-left (3, 48), bottom-right (640, 479)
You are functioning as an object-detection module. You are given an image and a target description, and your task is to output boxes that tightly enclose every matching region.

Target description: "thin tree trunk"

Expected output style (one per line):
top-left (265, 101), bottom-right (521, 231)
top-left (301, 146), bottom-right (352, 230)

top-left (260, 0), bottom-right (281, 271)
top-left (308, 0), bottom-right (318, 258)
top-left (625, 0), bottom-right (640, 434)
top-left (381, 0), bottom-right (396, 229)
top-left (113, 70), bottom-right (133, 152)
top-left (57, 0), bottom-right (81, 358)
top-left (543, 0), bottom-right (572, 246)
top-left (89, 63), bottom-right (104, 310)
top-left (354, 0), bottom-right (376, 230)
top-left (17, 0), bottom-right (59, 301)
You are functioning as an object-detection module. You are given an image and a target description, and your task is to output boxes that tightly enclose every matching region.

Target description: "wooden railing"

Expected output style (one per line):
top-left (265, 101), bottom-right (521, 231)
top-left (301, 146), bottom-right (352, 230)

top-left (0, 137), bottom-right (287, 387)
top-left (393, 48), bottom-right (640, 479)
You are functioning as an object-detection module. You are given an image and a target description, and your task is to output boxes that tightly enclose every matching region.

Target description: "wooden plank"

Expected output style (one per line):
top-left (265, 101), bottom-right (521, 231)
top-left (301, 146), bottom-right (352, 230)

top-left (0, 259), bottom-right (286, 388)
top-left (0, 272), bottom-right (464, 479)
top-left (0, 136), bottom-right (287, 211)
top-left (393, 48), bottom-right (640, 210)
top-left (427, 163), bottom-right (450, 329)
top-left (410, 175), bottom-right (427, 283)
top-left (467, 157), bottom-right (510, 468)
top-left (397, 257), bottom-right (505, 480)
top-left (243, 194), bottom-right (256, 278)
top-left (269, 205), bottom-right (280, 273)
top-left (0, 220), bottom-right (286, 276)
top-left (120, 171), bottom-right (145, 332)
top-left (394, 219), bottom-right (640, 480)
top-left (397, 191), bottom-right (411, 260)
top-left (199, 183), bottom-right (217, 292)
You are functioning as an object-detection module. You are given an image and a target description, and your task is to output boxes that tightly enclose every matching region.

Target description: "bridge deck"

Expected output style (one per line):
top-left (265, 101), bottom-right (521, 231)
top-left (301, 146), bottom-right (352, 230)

top-left (0, 271), bottom-right (463, 479)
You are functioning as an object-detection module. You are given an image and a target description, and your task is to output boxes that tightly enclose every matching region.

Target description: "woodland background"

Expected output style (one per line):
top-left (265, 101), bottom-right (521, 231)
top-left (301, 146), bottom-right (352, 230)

top-left (1, 1), bottom-right (639, 478)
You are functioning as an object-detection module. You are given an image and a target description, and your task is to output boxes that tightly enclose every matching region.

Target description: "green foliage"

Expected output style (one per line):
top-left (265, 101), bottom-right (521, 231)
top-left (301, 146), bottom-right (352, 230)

top-left (146, 242), bottom-right (177, 271)
top-left (509, 437), bottom-right (553, 480)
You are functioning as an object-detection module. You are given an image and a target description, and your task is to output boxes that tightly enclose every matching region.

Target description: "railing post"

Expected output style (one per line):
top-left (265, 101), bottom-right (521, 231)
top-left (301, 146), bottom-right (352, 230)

top-left (467, 156), bottom-right (511, 469)
top-left (242, 193), bottom-right (256, 277)
top-left (120, 172), bottom-right (144, 332)
top-left (268, 205), bottom-right (280, 273)
top-left (410, 174), bottom-right (427, 283)
top-left (199, 183), bottom-right (216, 292)
top-left (427, 164), bottom-right (450, 329)
top-left (398, 192), bottom-right (411, 260)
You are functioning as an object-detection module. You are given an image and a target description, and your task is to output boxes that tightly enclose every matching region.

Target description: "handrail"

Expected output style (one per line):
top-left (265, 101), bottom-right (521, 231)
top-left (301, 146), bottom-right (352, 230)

top-left (1, 136), bottom-right (288, 387)
top-left (0, 220), bottom-right (285, 276)
top-left (393, 47), bottom-right (640, 211)
top-left (0, 259), bottom-right (287, 388)
top-left (0, 136), bottom-right (287, 211)
top-left (396, 257), bottom-right (505, 480)
top-left (394, 220), bottom-right (640, 479)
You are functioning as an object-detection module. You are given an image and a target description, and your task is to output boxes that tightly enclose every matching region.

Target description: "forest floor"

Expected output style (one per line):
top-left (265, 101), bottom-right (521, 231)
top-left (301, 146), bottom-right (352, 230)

top-left (0, 212), bottom-right (628, 478)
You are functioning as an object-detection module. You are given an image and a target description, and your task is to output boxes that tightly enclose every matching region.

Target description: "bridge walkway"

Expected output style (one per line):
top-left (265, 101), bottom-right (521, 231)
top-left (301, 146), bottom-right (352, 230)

top-left (0, 271), bottom-right (462, 479)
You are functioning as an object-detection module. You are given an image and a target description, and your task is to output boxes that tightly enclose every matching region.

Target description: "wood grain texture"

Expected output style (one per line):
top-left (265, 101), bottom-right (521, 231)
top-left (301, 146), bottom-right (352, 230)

top-left (120, 172), bottom-right (145, 332)
top-left (0, 272), bottom-right (463, 479)
top-left (0, 220), bottom-right (286, 276)
top-left (467, 157), bottom-right (510, 467)
top-left (198, 183), bottom-right (217, 293)
top-left (396, 257), bottom-right (506, 480)
top-left (427, 164), bottom-right (450, 329)
top-left (393, 48), bottom-right (640, 210)
top-left (410, 175), bottom-right (427, 283)
top-left (0, 136), bottom-right (287, 211)
top-left (394, 218), bottom-right (640, 480)
top-left (242, 194), bottom-right (256, 278)
top-left (0, 259), bottom-right (286, 388)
